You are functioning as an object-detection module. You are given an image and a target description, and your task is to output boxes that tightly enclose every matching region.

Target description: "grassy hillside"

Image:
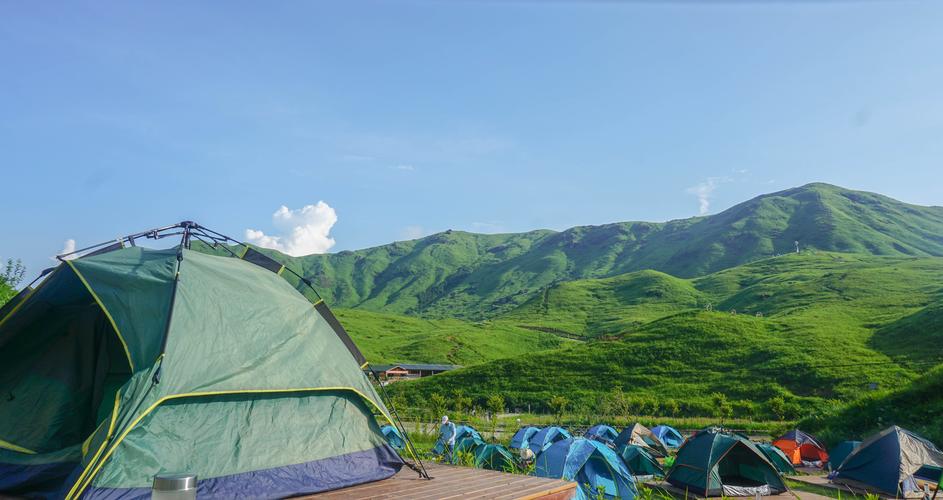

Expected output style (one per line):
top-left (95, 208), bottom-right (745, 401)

top-left (388, 252), bottom-right (943, 417)
top-left (801, 365), bottom-right (943, 446)
top-left (335, 308), bottom-right (564, 365)
top-left (277, 183), bottom-right (943, 319)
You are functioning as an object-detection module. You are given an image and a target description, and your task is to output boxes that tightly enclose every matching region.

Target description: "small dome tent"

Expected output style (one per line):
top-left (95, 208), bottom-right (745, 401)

top-left (433, 424), bottom-right (482, 455)
top-left (381, 425), bottom-right (406, 450)
top-left (651, 425), bottom-right (684, 449)
top-left (510, 426), bottom-right (541, 450)
top-left (535, 438), bottom-right (637, 500)
top-left (585, 425), bottom-right (619, 446)
top-left (528, 426), bottom-right (572, 456)
top-left (473, 444), bottom-right (517, 471)
top-left (617, 445), bottom-right (664, 480)
top-left (666, 429), bottom-right (787, 497)
top-left (772, 429), bottom-right (828, 467)
top-left (614, 424), bottom-right (668, 458)
top-left (0, 223), bottom-right (410, 499)
top-left (834, 426), bottom-right (943, 497)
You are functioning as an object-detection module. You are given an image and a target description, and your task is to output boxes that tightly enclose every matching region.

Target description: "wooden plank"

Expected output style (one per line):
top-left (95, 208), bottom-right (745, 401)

top-left (298, 463), bottom-right (577, 500)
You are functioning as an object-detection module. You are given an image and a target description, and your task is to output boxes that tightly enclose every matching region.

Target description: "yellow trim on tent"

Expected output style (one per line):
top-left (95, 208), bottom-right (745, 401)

top-left (238, 245), bottom-right (250, 259)
top-left (0, 437), bottom-right (36, 455)
top-left (65, 261), bottom-right (135, 372)
top-left (361, 361), bottom-right (370, 369)
top-left (276, 265), bottom-right (286, 276)
top-left (312, 299), bottom-right (324, 307)
top-left (68, 386), bottom-right (409, 499)
top-left (72, 390), bottom-right (122, 494)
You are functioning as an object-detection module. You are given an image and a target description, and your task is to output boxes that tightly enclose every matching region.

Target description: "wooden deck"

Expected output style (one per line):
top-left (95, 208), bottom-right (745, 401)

top-left (298, 462), bottom-right (576, 500)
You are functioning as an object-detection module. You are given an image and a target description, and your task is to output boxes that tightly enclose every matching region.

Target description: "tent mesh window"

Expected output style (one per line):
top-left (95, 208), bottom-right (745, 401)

top-left (0, 268), bottom-right (132, 453)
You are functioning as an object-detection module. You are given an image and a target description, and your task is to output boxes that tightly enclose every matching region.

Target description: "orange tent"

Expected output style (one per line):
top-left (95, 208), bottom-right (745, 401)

top-left (773, 429), bottom-right (828, 466)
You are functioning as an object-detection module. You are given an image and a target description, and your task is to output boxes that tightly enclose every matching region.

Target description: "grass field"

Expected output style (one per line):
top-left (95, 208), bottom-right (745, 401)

top-left (387, 252), bottom-right (943, 418)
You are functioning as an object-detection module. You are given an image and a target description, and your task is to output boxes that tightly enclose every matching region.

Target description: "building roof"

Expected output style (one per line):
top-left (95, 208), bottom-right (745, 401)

top-left (367, 363), bottom-right (462, 372)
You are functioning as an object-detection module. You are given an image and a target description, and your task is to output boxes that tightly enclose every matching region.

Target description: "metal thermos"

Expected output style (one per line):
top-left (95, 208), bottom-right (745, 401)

top-left (152, 473), bottom-right (197, 500)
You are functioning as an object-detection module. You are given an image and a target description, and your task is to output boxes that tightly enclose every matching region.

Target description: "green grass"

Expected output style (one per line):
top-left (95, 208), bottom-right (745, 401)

top-left (387, 252), bottom-right (943, 417)
top-left (801, 364), bottom-right (943, 447)
top-left (336, 308), bottom-right (564, 365)
top-left (239, 183), bottom-right (943, 320)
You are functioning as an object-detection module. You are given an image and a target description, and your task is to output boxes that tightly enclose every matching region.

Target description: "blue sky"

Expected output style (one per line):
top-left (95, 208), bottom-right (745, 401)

top-left (2, 1), bottom-right (942, 277)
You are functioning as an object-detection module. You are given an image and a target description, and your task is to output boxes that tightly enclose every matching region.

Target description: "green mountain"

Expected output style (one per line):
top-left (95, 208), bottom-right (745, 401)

top-left (387, 252), bottom-right (943, 417)
top-left (291, 183), bottom-right (943, 319)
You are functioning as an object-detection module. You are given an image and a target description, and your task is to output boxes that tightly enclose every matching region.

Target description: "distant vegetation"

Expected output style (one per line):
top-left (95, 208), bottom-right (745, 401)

top-left (0, 258), bottom-right (25, 304)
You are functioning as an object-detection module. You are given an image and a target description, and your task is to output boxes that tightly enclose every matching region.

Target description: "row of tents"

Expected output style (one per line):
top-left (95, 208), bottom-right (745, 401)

top-left (406, 422), bottom-right (943, 500)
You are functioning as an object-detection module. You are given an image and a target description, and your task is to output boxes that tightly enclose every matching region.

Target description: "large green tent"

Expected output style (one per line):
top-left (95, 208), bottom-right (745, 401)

top-left (0, 228), bottom-right (408, 499)
top-left (666, 429), bottom-right (787, 497)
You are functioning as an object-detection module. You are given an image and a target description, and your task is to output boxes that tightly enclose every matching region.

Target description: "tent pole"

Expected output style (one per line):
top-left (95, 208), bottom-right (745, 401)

top-left (368, 366), bottom-right (432, 480)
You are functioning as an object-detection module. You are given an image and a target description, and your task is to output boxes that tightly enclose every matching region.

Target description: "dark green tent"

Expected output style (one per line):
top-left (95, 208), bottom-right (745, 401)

top-left (756, 443), bottom-right (796, 475)
top-left (834, 426), bottom-right (943, 497)
top-left (474, 444), bottom-right (517, 472)
top-left (617, 445), bottom-right (664, 479)
top-left (666, 429), bottom-right (787, 497)
top-left (0, 226), bottom-right (409, 499)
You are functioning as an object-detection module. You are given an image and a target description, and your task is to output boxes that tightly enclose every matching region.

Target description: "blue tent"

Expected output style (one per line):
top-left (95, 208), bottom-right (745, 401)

top-left (651, 425), bottom-right (684, 449)
top-left (534, 437), bottom-right (637, 500)
top-left (834, 426), bottom-right (943, 497)
top-left (380, 425), bottom-right (406, 450)
top-left (585, 425), bottom-right (619, 446)
top-left (528, 426), bottom-right (572, 455)
top-left (433, 424), bottom-right (483, 455)
top-left (510, 426), bottom-right (541, 450)
top-left (827, 440), bottom-right (860, 471)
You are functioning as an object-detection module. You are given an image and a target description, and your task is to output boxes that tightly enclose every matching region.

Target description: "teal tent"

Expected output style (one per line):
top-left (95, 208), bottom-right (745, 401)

top-left (528, 426), bottom-right (572, 456)
top-left (535, 437), bottom-right (637, 500)
top-left (474, 444), bottom-right (517, 472)
top-left (510, 426), bottom-right (540, 450)
top-left (617, 445), bottom-right (664, 479)
top-left (381, 425), bottom-right (406, 451)
top-left (433, 425), bottom-right (482, 455)
top-left (756, 443), bottom-right (796, 475)
top-left (666, 429), bottom-right (787, 497)
top-left (0, 224), bottom-right (409, 499)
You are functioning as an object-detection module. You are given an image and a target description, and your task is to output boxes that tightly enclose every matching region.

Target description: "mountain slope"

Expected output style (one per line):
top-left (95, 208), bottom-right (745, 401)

top-left (802, 365), bottom-right (943, 446)
top-left (291, 183), bottom-right (943, 319)
top-left (388, 253), bottom-right (943, 416)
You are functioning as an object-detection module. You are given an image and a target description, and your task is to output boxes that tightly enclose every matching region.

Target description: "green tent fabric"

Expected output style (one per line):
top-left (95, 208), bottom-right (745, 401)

top-left (473, 444), bottom-right (517, 472)
top-left (666, 429), bottom-right (787, 497)
top-left (0, 246), bottom-right (405, 499)
top-left (617, 445), bottom-right (664, 479)
top-left (756, 443), bottom-right (797, 475)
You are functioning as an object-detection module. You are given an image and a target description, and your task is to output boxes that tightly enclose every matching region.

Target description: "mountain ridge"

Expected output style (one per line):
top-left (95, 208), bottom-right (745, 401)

top-left (285, 183), bottom-right (943, 319)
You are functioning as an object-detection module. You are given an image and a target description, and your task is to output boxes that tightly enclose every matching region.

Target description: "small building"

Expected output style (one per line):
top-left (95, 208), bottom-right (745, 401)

top-left (367, 363), bottom-right (461, 383)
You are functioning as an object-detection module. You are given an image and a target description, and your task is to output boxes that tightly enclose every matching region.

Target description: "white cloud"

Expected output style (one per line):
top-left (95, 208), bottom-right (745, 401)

top-left (471, 221), bottom-right (505, 233)
top-left (392, 164), bottom-right (415, 171)
top-left (686, 178), bottom-right (724, 215)
top-left (245, 202), bottom-right (338, 256)
top-left (54, 239), bottom-right (77, 261)
top-left (401, 225), bottom-right (426, 240)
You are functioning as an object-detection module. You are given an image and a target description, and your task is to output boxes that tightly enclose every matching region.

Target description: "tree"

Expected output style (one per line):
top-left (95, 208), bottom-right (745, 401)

top-left (452, 389), bottom-right (472, 417)
top-left (486, 394), bottom-right (505, 436)
top-left (604, 387), bottom-right (629, 418)
top-left (429, 393), bottom-right (447, 431)
top-left (549, 395), bottom-right (568, 425)
top-left (766, 395), bottom-right (787, 421)
top-left (1, 258), bottom-right (26, 288)
top-left (662, 399), bottom-right (680, 417)
top-left (710, 392), bottom-right (732, 422)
